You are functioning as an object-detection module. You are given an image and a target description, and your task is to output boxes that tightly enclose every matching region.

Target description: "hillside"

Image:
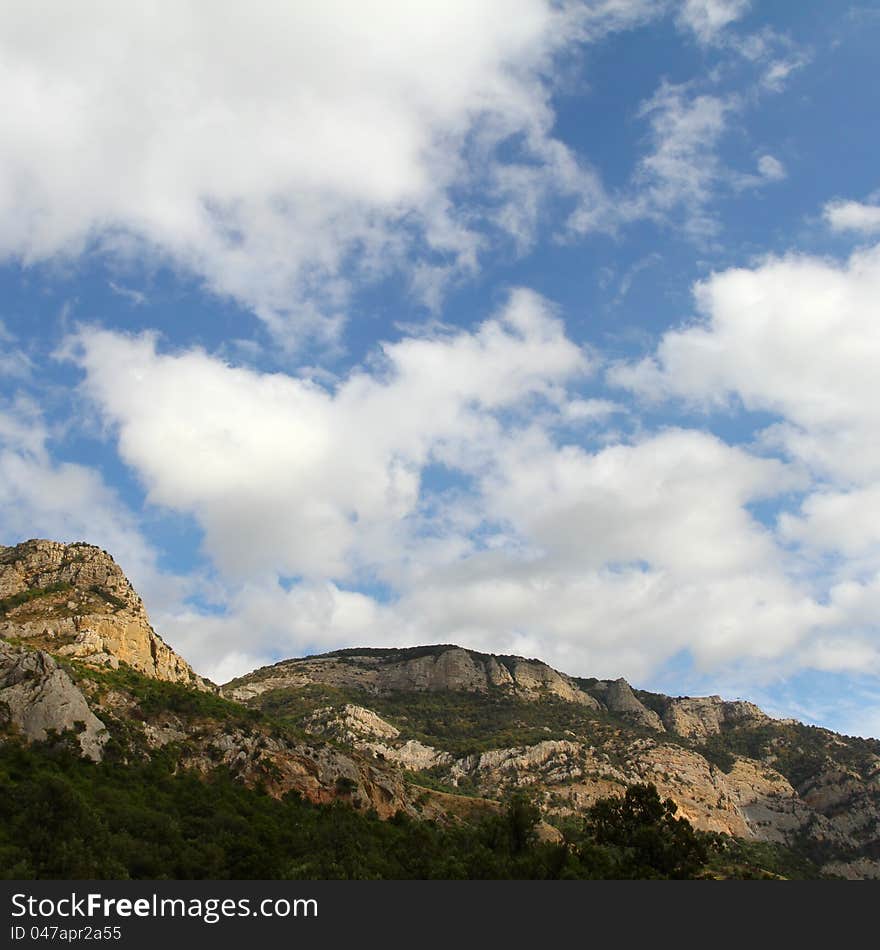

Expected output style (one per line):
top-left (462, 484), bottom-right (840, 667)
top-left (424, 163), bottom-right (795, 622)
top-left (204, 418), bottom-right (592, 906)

top-left (2, 539), bottom-right (879, 879)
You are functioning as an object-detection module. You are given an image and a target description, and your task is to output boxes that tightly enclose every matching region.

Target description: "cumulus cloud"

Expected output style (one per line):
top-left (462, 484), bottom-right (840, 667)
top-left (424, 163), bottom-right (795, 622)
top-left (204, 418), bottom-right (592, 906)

top-left (158, 426), bottom-right (830, 684)
top-left (610, 238), bottom-right (880, 677)
top-left (825, 199), bottom-right (880, 235)
top-left (0, 0), bottom-right (663, 344)
top-left (611, 242), bottom-right (880, 484)
top-left (68, 289), bottom-right (589, 580)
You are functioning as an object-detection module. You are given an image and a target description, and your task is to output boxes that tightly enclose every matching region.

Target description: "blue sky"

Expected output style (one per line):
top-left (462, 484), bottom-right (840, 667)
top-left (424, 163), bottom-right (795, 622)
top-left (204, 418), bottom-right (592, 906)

top-left (2, 1), bottom-right (880, 736)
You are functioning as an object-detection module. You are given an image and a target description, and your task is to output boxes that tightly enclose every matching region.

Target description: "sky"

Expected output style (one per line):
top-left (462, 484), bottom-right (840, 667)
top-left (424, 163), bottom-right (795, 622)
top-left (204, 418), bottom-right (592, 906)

top-left (1, 1), bottom-right (880, 737)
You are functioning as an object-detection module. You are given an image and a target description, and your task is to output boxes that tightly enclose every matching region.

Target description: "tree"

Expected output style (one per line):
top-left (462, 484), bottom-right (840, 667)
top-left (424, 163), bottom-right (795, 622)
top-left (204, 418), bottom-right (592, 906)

top-left (505, 791), bottom-right (541, 854)
top-left (583, 783), bottom-right (709, 879)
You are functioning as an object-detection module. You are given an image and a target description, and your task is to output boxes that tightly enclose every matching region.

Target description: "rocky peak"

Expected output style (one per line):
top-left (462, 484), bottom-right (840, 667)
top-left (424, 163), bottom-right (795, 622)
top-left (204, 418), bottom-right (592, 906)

top-left (0, 539), bottom-right (143, 612)
top-left (0, 539), bottom-right (207, 688)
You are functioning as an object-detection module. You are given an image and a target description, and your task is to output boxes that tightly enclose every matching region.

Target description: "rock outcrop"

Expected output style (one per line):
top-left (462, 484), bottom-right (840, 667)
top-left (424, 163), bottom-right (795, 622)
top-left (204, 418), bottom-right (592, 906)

top-left (0, 539), bottom-right (206, 688)
top-left (0, 639), bottom-right (107, 761)
top-left (225, 645), bottom-right (599, 708)
top-left (590, 678), bottom-right (665, 731)
top-left (661, 695), bottom-right (769, 739)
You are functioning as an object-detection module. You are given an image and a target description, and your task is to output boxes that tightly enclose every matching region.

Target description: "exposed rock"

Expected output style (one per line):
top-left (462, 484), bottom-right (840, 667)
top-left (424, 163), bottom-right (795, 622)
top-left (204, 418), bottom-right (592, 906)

top-left (508, 658), bottom-right (597, 706)
top-left (591, 678), bottom-right (665, 731)
top-left (302, 704), bottom-right (451, 770)
top-left (0, 639), bottom-right (107, 761)
top-left (384, 648), bottom-right (488, 692)
top-left (822, 858), bottom-right (880, 881)
top-left (0, 539), bottom-right (207, 688)
top-left (303, 703), bottom-right (401, 742)
top-left (373, 738), bottom-right (451, 771)
top-left (179, 728), bottom-right (417, 818)
top-left (485, 656), bottom-right (515, 687)
top-left (661, 695), bottom-right (769, 739)
top-left (449, 739), bottom-right (585, 789)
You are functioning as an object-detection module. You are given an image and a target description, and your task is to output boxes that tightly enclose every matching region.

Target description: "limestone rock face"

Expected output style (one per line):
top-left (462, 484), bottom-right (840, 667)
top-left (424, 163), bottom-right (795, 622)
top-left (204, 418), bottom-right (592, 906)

top-left (591, 678), bottom-right (665, 731)
top-left (0, 640), bottom-right (107, 761)
top-left (174, 727), bottom-right (416, 818)
top-left (508, 658), bottom-right (597, 705)
top-left (0, 539), bottom-right (206, 688)
top-left (301, 704), bottom-right (451, 770)
top-left (384, 648), bottom-right (488, 692)
top-left (661, 695), bottom-right (768, 739)
top-left (303, 703), bottom-right (401, 742)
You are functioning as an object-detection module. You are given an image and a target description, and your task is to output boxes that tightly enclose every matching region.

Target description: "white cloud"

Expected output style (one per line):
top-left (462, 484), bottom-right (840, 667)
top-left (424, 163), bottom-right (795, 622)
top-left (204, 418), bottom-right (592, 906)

top-left (756, 154), bottom-right (786, 182)
top-left (779, 486), bottom-right (880, 561)
top-left (68, 289), bottom-right (589, 581)
top-left (677, 0), bottom-right (750, 45)
top-left (159, 423), bottom-right (831, 684)
top-left (611, 242), bottom-right (880, 485)
top-left (0, 324), bottom-right (34, 380)
top-left (825, 199), bottom-right (880, 235)
top-left (760, 54), bottom-right (808, 92)
top-left (0, 1), bottom-right (662, 344)
top-left (624, 82), bottom-right (734, 238)
top-left (610, 238), bottom-right (880, 677)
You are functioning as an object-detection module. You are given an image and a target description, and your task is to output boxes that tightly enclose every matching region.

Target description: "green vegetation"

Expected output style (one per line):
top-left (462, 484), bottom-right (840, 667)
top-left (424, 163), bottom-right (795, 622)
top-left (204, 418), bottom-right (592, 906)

top-left (0, 736), bottom-right (751, 879)
top-left (706, 835), bottom-right (823, 880)
top-left (255, 683), bottom-right (356, 720)
top-left (403, 767), bottom-right (482, 798)
top-left (697, 722), bottom-right (880, 787)
top-left (0, 582), bottom-right (73, 617)
top-left (78, 665), bottom-right (263, 730)
top-left (255, 685), bottom-right (617, 756)
top-left (580, 782), bottom-right (711, 879)
top-left (89, 586), bottom-right (128, 611)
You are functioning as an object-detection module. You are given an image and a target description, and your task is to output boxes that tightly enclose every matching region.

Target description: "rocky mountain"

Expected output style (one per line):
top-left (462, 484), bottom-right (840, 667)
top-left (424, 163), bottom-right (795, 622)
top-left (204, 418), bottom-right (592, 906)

top-left (0, 539), bottom-right (206, 687)
top-left (225, 644), bottom-right (880, 878)
top-left (2, 538), bottom-right (880, 879)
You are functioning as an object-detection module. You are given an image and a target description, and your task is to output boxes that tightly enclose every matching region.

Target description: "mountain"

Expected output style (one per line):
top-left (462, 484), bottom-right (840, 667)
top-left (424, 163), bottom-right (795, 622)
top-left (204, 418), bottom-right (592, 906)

top-left (2, 538), bottom-right (879, 879)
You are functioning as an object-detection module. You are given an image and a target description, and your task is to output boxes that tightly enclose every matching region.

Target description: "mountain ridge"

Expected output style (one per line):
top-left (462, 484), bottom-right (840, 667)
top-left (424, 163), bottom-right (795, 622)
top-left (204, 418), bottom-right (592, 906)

top-left (223, 642), bottom-right (773, 741)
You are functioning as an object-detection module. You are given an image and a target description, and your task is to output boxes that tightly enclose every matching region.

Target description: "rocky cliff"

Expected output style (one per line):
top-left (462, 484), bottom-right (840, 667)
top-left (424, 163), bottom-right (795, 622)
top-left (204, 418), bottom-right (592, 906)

top-left (0, 539), bottom-right (206, 688)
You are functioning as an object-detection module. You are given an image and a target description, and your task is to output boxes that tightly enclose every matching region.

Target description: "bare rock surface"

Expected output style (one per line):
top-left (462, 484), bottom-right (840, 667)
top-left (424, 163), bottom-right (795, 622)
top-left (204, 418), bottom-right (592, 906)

top-left (0, 639), bottom-right (107, 761)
